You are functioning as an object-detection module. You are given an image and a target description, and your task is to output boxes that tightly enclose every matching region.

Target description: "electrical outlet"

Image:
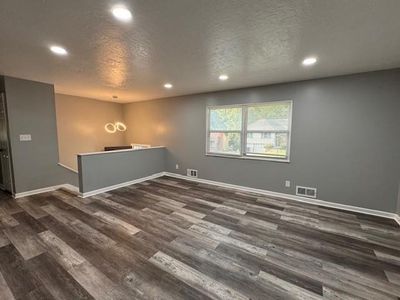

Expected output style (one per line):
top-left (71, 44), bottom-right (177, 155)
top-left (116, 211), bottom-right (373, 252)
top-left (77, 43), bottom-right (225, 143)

top-left (285, 180), bottom-right (291, 188)
top-left (19, 134), bottom-right (32, 141)
top-left (175, 164), bottom-right (179, 170)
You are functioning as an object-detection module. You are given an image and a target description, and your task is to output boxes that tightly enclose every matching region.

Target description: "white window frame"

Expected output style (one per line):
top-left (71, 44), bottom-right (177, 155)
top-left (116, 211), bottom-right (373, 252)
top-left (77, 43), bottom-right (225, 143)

top-left (206, 100), bottom-right (293, 163)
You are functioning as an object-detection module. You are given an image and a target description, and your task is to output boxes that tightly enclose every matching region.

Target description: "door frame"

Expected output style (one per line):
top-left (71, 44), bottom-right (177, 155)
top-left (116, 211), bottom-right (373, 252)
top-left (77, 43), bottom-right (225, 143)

top-left (0, 92), bottom-right (15, 194)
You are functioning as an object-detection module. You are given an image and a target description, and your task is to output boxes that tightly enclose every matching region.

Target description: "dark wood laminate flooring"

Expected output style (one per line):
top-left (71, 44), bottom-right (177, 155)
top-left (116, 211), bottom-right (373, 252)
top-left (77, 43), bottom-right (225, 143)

top-left (0, 176), bottom-right (400, 299)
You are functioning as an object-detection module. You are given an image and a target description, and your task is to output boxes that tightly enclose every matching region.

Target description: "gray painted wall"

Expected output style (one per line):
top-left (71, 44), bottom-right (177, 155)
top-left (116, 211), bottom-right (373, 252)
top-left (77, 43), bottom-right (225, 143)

top-left (397, 182), bottom-right (400, 214)
top-left (78, 147), bottom-right (166, 193)
top-left (4, 76), bottom-right (78, 193)
top-left (123, 69), bottom-right (400, 213)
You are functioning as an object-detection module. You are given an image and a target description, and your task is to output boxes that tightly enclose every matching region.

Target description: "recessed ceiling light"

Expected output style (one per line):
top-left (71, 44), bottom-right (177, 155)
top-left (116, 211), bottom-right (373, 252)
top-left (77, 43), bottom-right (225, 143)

top-left (164, 83), bottom-right (173, 89)
top-left (111, 6), bottom-right (132, 22)
top-left (50, 45), bottom-right (68, 56)
top-left (219, 74), bottom-right (229, 81)
top-left (302, 57), bottom-right (317, 66)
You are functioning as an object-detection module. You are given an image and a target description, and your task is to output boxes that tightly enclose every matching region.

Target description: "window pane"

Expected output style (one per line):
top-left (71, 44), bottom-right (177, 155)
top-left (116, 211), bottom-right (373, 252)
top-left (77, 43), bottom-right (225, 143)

top-left (209, 107), bottom-right (242, 131)
top-left (209, 132), bottom-right (241, 154)
top-left (247, 102), bottom-right (290, 131)
top-left (246, 132), bottom-right (288, 158)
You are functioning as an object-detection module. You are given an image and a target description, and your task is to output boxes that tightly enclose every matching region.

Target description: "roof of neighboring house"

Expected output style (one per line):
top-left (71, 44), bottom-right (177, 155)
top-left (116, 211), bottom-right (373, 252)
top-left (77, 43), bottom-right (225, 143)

top-left (247, 119), bottom-right (288, 131)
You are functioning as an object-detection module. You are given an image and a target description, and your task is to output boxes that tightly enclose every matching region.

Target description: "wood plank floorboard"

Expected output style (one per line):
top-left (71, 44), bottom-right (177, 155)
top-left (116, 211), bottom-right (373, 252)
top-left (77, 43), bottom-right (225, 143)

top-left (0, 176), bottom-right (400, 299)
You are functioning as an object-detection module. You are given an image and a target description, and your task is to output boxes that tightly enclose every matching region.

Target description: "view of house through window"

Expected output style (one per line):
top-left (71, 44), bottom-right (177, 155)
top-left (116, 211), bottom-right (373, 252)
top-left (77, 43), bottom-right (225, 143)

top-left (207, 100), bottom-right (292, 160)
top-left (208, 106), bottom-right (242, 155)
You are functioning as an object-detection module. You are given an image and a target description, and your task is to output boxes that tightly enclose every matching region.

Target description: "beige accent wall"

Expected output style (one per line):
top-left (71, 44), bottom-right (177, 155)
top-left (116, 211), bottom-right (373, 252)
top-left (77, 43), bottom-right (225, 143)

top-left (122, 102), bottom-right (167, 146)
top-left (55, 94), bottom-right (126, 170)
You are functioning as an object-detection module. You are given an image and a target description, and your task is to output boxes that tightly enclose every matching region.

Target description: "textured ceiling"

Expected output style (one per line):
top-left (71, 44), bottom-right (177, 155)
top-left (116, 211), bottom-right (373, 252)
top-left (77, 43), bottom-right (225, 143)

top-left (1, 0), bottom-right (400, 103)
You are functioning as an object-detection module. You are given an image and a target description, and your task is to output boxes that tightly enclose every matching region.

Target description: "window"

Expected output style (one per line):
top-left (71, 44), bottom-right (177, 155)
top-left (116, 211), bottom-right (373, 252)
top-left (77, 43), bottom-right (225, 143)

top-left (208, 106), bottom-right (242, 155)
top-left (206, 100), bottom-right (292, 161)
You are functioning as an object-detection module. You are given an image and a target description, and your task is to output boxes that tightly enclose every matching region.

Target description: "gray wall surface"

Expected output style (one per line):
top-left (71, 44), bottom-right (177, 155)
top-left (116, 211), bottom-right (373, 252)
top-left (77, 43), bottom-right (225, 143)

top-left (397, 183), bottom-right (400, 214)
top-left (78, 147), bottom-right (166, 193)
top-left (4, 76), bottom-right (78, 193)
top-left (123, 69), bottom-right (400, 213)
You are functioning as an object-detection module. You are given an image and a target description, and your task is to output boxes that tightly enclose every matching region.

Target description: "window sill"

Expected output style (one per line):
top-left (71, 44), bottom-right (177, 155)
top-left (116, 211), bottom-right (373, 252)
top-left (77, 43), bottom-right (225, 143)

top-left (205, 153), bottom-right (290, 163)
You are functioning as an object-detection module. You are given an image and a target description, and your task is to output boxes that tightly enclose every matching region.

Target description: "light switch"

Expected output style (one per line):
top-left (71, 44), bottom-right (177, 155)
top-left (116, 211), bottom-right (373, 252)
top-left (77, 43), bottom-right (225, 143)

top-left (19, 134), bottom-right (32, 141)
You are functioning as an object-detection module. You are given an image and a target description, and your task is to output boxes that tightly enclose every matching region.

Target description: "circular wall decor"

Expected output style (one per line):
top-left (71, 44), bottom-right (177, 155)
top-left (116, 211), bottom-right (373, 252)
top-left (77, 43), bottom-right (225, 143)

top-left (104, 122), bottom-right (127, 133)
top-left (104, 123), bottom-right (117, 133)
top-left (115, 121), bottom-right (127, 132)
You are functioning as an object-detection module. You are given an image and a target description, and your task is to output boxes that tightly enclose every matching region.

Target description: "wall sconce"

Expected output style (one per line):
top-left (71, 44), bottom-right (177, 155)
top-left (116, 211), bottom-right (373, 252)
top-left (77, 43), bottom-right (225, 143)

top-left (105, 122), bottom-right (127, 133)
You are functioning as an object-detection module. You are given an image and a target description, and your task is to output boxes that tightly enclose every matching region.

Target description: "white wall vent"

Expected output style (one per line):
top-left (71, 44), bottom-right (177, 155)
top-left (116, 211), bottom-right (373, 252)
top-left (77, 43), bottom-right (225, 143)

top-left (296, 186), bottom-right (317, 198)
top-left (187, 169), bottom-right (198, 178)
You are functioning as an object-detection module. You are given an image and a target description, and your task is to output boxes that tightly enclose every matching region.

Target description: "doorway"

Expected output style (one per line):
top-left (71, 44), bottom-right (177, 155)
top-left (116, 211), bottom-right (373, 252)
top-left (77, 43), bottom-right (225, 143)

top-left (0, 92), bottom-right (13, 193)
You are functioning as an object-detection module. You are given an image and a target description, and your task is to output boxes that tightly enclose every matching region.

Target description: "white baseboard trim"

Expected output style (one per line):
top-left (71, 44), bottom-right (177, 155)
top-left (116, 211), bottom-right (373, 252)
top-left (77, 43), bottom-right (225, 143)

top-left (60, 184), bottom-right (80, 194)
top-left (79, 172), bottom-right (165, 198)
top-left (14, 183), bottom-right (79, 199)
top-left (394, 214), bottom-right (400, 226)
top-left (12, 171), bottom-right (399, 225)
top-left (164, 172), bottom-right (399, 222)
